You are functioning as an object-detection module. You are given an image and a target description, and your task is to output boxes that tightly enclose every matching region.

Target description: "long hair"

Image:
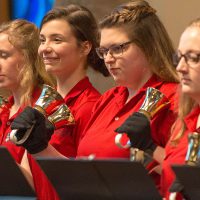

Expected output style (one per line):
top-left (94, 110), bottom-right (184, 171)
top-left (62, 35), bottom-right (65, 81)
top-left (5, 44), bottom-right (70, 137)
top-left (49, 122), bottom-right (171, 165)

top-left (99, 0), bottom-right (179, 82)
top-left (0, 19), bottom-right (53, 106)
top-left (41, 4), bottom-right (109, 77)
top-left (171, 18), bottom-right (200, 144)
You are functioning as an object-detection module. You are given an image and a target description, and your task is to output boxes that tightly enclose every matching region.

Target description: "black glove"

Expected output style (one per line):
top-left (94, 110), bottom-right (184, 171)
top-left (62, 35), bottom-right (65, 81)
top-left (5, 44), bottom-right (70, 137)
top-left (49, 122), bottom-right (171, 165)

top-left (169, 178), bottom-right (190, 199)
top-left (115, 112), bottom-right (156, 152)
top-left (11, 106), bottom-right (54, 154)
top-left (169, 178), bottom-right (184, 193)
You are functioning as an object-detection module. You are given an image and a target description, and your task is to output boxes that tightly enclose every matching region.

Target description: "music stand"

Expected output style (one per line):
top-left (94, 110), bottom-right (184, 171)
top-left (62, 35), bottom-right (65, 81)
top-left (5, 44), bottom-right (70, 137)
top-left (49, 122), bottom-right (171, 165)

top-left (93, 159), bottom-right (162, 200)
top-left (37, 158), bottom-right (162, 200)
top-left (172, 165), bottom-right (200, 200)
top-left (0, 147), bottom-right (35, 200)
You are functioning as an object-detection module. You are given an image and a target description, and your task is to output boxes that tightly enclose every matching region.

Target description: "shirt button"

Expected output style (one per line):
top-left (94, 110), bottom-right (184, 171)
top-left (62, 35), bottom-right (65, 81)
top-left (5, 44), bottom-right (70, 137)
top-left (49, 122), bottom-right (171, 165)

top-left (7, 121), bottom-right (11, 126)
top-left (115, 117), bottom-right (119, 121)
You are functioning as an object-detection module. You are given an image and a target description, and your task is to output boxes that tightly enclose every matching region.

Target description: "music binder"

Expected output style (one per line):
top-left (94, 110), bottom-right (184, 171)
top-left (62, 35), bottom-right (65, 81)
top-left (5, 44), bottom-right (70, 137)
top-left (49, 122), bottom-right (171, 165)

top-left (172, 165), bottom-right (200, 200)
top-left (0, 147), bottom-right (35, 199)
top-left (37, 158), bottom-right (162, 200)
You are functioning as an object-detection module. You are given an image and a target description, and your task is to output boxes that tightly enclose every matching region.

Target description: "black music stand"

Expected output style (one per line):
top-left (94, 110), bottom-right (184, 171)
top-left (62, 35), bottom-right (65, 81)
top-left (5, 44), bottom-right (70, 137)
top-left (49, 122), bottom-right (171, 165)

top-left (172, 165), bottom-right (200, 200)
top-left (93, 159), bottom-right (162, 200)
top-left (37, 158), bottom-right (162, 200)
top-left (0, 147), bottom-right (35, 200)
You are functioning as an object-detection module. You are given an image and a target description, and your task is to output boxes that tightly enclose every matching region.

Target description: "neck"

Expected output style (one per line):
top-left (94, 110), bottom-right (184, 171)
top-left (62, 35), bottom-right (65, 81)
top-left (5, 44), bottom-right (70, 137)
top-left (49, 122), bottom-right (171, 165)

top-left (126, 72), bottom-right (152, 103)
top-left (56, 68), bottom-right (86, 98)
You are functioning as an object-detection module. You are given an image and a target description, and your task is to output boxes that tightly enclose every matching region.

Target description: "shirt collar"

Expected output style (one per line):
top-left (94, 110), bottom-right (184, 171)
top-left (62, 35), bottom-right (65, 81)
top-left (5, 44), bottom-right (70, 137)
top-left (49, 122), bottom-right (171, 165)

top-left (64, 77), bottom-right (91, 103)
top-left (0, 87), bottom-right (42, 120)
top-left (113, 74), bottom-right (164, 98)
top-left (184, 105), bottom-right (200, 132)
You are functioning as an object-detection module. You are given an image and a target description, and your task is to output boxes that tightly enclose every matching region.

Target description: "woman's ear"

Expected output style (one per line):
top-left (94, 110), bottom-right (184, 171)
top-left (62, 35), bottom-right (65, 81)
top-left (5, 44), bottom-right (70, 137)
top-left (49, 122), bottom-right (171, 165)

top-left (80, 41), bottom-right (92, 56)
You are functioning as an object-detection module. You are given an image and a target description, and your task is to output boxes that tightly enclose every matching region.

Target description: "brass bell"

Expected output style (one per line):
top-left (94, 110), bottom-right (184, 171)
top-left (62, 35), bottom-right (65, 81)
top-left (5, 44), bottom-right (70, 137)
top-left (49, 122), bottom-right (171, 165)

top-left (48, 104), bottom-right (75, 129)
top-left (7, 85), bottom-right (75, 145)
top-left (34, 84), bottom-right (64, 116)
top-left (139, 87), bottom-right (169, 120)
top-left (185, 132), bottom-right (200, 166)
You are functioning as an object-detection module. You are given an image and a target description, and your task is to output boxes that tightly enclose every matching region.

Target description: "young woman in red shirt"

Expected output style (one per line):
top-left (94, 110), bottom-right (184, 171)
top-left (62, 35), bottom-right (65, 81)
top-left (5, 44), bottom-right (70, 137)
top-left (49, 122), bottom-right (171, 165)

top-left (37, 5), bottom-right (109, 158)
top-left (0, 19), bottom-right (53, 162)
top-left (0, 19), bottom-right (54, 190)
top-left (161, 18), bottom-right (200, 200)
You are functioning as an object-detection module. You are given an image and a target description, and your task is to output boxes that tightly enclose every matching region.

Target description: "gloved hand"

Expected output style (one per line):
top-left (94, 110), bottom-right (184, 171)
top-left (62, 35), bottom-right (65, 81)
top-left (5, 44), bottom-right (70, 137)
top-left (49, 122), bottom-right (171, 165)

top-left (169, 178), bottom-right (184, 193)
top-left (11, 106), bottom-right (54, 154)
top-left (115, 112), bottom-right (156, 152)
top-left (169, 178), bottom-right (189, 199)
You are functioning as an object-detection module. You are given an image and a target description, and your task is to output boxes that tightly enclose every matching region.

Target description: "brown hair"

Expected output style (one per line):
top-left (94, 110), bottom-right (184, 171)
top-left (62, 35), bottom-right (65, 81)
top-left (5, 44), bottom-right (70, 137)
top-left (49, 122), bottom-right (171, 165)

top-left (99, 0), bottom-right (179, 82)
top-left (41, 4), bottom-right (109, 77)
top-left (0, 19), bottom-right (53, 106)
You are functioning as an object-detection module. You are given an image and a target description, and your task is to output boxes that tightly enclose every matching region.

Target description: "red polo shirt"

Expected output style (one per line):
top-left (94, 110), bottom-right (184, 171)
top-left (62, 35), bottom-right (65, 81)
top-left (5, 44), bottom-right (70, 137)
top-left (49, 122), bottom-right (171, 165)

top-left (49, 77), bottom-right (101, 157)
top-left (77, 75), bottom-right (177, 158)
top-left (161, 106), bottom-right (200, 199)
top-left (0, 88), bottom-right (41, 163)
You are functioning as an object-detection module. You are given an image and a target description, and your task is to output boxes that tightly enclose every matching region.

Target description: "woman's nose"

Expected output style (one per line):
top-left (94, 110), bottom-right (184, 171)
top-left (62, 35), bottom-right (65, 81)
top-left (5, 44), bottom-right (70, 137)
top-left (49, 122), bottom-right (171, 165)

top-left (38, 43), bottom-right (53, 55)
top-left (176, 57), bottom-right (189, 73)
top-left (104, 51), bottom-right (115, 64)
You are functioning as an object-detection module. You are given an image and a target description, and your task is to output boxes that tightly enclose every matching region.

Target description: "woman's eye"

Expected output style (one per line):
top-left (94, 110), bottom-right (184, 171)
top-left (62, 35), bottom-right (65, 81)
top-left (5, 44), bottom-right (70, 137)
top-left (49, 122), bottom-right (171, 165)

top-left (188, 54), bottom-right (200, 63)
top-left (39, 38), bottom-right (45, 44)
top-left (0, 51), bottom-right (8, 58)
top-left (54, 37), bottom-right (62, 42)
top-left (112, 46), bottom-right (121, 53)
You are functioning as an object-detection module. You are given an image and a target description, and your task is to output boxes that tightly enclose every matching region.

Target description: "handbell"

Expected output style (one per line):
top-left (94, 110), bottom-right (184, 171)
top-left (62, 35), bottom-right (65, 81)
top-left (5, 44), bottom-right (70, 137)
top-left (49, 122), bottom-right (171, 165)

top-left (185, 132), bottom-right (200, 166)
top-left (138, 87), bottom-right (170, 120)
top-left (169, 131), bottom-right (200, 200)
top-left (48, 104), bottom-right (75, 129)
top-left (34, 84), bottom-right (64, 116)
top-left (7, 85), bottom-right (74, 145)
top-left (115, 87), bottom-right (170, 149)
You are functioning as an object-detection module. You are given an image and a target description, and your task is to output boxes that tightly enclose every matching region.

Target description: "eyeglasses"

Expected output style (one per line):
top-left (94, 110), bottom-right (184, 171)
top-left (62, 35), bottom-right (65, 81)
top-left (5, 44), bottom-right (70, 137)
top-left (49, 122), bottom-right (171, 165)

top-left (173, 51), bottom-right (200, 67)
top-left (96, 41), bottom-right (133, 59)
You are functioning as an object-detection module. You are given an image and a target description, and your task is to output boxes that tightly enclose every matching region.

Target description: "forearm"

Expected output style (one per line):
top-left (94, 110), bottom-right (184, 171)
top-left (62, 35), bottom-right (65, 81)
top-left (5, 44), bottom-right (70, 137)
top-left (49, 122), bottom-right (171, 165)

top-left (18, 151), bottom-right (34, 190)
top-left (32, 144), bottom-right (68, 158)
top-left (152, 146), bottom-right (165, 164)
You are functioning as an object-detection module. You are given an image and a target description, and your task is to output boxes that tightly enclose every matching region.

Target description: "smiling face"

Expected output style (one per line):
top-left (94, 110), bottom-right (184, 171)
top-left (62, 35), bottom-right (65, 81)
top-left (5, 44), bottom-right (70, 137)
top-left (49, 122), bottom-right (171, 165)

top-left (0, 33), bottom-right (24, 91)
top-left (176, 26), bottom-right (200, 102)
top-left (100, 27), bottom-right (152, 90)
top-left (38, 19), bottom-right (86, 78)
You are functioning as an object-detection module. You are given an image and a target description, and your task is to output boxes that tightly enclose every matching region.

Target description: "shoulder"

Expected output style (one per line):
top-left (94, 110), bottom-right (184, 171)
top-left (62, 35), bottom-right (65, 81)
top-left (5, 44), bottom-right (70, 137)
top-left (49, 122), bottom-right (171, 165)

top-left (95, 86), bottom-right (125, 105)
top-left (100, 86), bottom-right (126, 100)
top-left (159, 82), bottom-right (179, 108)
top-left (159, 82), bottom-right (178, 97)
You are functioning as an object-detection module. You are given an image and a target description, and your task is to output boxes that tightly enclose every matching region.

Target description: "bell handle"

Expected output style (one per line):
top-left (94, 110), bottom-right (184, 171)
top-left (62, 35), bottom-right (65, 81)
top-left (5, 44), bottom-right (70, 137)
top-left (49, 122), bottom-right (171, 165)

top-left (169, 192), bottom-right (177, 200)
top-left (115, 133), bottom-right (131, 149)
top-left (6, 125), bottom-right (34, 145)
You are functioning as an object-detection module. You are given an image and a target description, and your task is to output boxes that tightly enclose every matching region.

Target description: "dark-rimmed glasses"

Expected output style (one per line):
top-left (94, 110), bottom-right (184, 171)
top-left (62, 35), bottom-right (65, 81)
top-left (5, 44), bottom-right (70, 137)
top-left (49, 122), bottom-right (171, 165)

top-left (96, 41), bottom-right (133, 59)
top-left (173, 51), bottom-right (200, 67)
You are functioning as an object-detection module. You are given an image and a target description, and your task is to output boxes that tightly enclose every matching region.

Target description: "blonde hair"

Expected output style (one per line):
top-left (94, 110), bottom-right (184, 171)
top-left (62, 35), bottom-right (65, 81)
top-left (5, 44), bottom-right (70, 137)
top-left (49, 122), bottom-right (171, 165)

top-left (0, 19), bottom-right (54, 106)
top-left (171, 18), bottom-right (200, 144)
top-left (99, 0), bottom-right (179, 82)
